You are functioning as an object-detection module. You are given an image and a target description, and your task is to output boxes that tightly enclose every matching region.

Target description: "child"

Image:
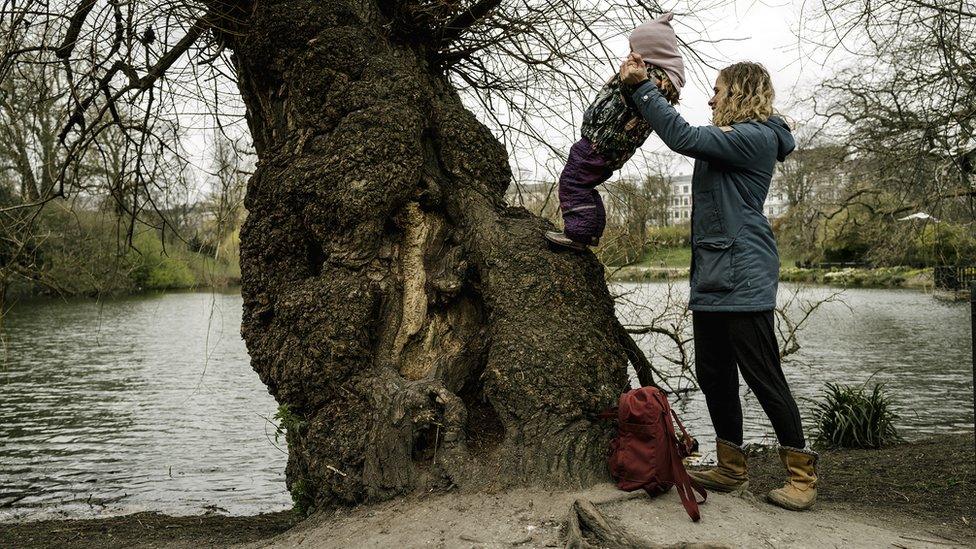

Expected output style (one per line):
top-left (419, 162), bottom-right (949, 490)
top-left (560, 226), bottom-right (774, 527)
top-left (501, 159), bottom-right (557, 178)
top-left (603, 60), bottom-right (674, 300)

top-left (545, 12), bottom-right (684, 250)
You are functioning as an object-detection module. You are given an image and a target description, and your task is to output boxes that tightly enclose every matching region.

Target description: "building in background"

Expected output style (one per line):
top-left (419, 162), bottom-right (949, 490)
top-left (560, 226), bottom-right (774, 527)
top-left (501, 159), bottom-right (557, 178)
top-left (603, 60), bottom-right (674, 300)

top-left (667, 172), bottom-right (795, 222)
top-left (764, 177), bottom-right (790, 219)
top-left (507, 164), bottom-right (831, 228)
top-left (668, 174), bottom-right (693, 223)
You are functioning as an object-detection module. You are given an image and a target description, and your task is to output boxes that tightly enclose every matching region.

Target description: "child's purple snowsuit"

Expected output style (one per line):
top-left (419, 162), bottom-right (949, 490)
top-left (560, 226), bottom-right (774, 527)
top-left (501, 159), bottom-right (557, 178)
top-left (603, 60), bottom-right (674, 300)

top-left (559, 68), bottom-right (669, 246)
top-left (558, 137), bottom-right (611, 246)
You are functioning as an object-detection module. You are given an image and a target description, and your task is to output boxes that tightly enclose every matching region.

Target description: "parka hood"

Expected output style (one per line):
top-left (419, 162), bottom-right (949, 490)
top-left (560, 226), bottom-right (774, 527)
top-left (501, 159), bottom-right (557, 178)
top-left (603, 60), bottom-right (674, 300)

top-left (762, 116), bottom-right (795, 162)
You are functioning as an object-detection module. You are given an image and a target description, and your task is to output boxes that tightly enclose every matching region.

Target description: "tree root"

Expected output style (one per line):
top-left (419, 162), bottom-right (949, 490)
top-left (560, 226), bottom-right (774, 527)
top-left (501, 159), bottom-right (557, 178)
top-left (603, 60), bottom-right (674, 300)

top-left (612, 317), bottom-right (663, 390)
top-left (564, 498), bottom-right (728, 549)
top-left (565, 498), bottom-right (657, 549)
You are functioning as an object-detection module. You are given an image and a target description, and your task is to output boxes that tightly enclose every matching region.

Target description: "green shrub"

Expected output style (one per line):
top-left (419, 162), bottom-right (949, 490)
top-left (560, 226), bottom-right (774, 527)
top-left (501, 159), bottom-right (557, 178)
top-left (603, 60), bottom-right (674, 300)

top-left (126, 232), bottom-right (196, 290)
top-left (20, 206), bottom-right (241, 297)
top-left (273, 404), bottom-right (314, 515)
top-left (30, 207), bottom-right (137, 295)
top-left (812, 382), bottom-right (901, 449)
top-left (779, 266), bottom-right (931, 287)
top-left (901, 222), bottom-right (976, 266)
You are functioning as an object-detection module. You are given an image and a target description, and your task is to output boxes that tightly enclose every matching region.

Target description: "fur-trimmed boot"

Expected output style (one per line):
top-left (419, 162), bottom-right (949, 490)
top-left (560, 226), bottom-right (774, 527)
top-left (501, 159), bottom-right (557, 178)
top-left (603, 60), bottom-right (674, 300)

top-left (767, 446), bottom-right (819, 511)
top-left (688, 438), bottom-right (749, 492)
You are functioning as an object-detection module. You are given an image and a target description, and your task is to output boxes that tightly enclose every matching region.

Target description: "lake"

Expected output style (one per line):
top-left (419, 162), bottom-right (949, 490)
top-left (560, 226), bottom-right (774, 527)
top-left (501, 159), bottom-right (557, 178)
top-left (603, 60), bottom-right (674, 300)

top-left (1, 285), bottom-right (972, 520)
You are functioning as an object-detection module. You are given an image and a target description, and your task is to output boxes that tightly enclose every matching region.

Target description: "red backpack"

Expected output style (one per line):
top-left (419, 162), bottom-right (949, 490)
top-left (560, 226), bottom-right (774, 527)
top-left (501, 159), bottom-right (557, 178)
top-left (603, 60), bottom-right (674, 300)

top-left (603, 386), bottom-right (706, 521)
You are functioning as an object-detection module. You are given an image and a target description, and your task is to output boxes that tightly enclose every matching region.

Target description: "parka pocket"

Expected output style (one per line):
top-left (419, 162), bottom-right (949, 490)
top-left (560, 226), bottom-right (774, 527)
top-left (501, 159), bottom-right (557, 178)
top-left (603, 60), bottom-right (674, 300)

top-left (694, 237), bottom-right (735, 292)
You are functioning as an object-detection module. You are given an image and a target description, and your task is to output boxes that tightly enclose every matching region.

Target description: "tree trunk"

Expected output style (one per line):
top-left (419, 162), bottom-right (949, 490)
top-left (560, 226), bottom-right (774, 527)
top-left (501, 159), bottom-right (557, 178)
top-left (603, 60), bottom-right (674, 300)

top-left (228, 0), bottom-right (632, 509)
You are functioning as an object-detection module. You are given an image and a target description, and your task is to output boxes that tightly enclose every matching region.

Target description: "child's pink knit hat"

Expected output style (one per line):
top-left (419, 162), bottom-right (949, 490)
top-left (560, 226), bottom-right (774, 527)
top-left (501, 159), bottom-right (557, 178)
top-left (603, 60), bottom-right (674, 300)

top-left (629, 12), bottom-right (686, 91)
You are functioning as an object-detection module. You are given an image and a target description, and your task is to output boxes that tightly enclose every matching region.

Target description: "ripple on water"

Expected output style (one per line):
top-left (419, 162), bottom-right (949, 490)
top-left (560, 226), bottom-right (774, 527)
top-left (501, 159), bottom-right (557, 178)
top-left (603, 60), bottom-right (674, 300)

top-left (1, 292), bottom-right (291, 521)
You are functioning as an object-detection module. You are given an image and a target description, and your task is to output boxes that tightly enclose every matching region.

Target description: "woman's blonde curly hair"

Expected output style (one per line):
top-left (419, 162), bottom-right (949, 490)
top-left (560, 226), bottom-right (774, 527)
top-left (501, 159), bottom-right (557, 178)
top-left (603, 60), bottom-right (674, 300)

top-left (712, 62), bottom-right (775, 126)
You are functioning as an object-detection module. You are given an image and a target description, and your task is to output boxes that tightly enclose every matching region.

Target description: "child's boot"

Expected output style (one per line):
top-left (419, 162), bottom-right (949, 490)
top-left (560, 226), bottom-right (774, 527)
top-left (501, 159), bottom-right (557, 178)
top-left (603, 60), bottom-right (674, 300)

top-left (688, 438), bottom-right (749, 492)
top-left (545, 231), bottom-right (592, 251)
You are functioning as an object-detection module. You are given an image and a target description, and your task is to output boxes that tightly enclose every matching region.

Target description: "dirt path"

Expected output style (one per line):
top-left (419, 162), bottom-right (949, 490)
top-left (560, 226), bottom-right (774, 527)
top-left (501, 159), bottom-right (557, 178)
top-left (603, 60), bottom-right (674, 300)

top-left (238, 484), bottom-right (971, 549)
top-left (3, 434), bottom-right (972, 548)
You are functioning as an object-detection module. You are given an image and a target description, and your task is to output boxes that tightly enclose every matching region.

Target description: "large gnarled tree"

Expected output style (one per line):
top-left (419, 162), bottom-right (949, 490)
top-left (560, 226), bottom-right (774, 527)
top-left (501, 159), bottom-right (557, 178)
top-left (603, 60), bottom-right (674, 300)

top-left (1, 0), bottom-right (715, 510)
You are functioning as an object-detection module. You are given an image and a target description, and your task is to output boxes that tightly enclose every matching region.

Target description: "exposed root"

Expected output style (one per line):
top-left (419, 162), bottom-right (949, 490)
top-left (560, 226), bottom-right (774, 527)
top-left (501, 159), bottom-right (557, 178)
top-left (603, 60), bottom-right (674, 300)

top-left (564, 498), bottom-right (729, 549)
top-left (565, 498), bottom-right (656, 549)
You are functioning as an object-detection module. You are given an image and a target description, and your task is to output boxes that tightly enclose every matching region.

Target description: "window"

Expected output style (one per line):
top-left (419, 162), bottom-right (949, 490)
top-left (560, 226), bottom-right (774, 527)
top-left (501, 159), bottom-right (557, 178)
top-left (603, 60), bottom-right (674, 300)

top-left (683, 185), bottom-right (689, 194)
top-left (683, 197), bottom-right (689, 206)
top-left (683, 211), bottom-right (689, 219)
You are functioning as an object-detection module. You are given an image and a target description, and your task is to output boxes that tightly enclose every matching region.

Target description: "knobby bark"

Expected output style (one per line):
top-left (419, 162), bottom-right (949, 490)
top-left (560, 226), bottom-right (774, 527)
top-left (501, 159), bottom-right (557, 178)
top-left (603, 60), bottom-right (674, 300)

top-left (224, 0), bottom-right (633, 508)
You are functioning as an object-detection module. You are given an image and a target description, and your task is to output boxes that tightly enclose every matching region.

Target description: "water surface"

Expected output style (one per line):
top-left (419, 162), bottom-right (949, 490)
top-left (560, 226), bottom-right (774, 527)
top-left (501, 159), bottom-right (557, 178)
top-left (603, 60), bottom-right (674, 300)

top-left (1, 292), bottom-right (290, 520)
top-left (1, 285), bottom-right (972, 520)
top-left (616, 282), bottom-right (974, 447)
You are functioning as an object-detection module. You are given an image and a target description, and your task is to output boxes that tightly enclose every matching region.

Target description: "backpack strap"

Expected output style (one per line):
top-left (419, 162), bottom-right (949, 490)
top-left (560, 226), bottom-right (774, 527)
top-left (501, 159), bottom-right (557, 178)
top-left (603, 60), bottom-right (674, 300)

top-left (654, 391), bottom-right (697, 455)
top-left (661, 403), bottom-right (707, 521)
top-left (670, 454), bottom-right (707, 522)
top-left (670, 409), bottom-right (697, 456)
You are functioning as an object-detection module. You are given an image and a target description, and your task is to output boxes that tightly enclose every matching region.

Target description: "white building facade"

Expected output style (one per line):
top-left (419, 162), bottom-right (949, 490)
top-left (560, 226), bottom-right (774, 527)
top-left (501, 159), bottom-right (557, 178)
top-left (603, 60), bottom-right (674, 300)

top-left (668, 173), bottom-right (790, 223)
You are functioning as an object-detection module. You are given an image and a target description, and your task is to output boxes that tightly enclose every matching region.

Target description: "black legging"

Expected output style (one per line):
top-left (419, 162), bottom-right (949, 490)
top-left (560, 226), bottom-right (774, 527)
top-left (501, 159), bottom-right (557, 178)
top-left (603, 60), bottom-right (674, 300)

top-left (693, 310), bottom-right (805, 448)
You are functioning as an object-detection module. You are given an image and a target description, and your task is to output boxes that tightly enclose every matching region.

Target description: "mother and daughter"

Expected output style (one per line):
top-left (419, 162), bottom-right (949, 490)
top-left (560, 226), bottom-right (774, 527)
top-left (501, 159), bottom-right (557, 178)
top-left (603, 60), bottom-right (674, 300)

top-left (545, 13), bottom-right (818, 512)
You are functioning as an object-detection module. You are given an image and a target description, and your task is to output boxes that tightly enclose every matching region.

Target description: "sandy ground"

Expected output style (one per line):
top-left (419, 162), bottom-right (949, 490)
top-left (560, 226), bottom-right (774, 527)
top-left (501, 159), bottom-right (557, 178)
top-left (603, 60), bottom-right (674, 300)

top-left (239, 483), bottom-right (971, 549)
top-left (4, 435), bottom-right (971, 548)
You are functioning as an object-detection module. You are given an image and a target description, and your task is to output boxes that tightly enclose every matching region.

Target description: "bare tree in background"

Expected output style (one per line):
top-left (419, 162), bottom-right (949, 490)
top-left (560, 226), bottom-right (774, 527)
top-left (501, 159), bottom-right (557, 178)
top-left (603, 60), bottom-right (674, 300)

top-left (0, 15), bottom-right (194, 309)
top-left (618, 282), bottom-right (847, 396)
top-left (1, 0), bottom-right (738, 512)
top-left (774, 137), bottom-right (850, 261)
top-left (203, 133), bottom-right (248, 260)
top-left (805, 0), bottom-right (975, 263)
top-left (0, 53), bottom-right (78, 311)
top-left (598, 155), bottom-right (676, 265)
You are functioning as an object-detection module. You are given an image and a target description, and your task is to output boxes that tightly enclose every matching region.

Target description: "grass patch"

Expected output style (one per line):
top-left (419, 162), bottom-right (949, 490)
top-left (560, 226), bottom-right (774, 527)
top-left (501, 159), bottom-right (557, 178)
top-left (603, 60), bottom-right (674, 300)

top-left (185, 249), bottom-right (241, 288)
top-left (638, 246), bottom-right (692, 268)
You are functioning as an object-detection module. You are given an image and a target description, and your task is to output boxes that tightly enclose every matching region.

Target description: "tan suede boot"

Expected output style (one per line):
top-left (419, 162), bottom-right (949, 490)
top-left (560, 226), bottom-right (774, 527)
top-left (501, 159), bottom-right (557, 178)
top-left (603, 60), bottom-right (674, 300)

top-left (767, 446), bottom-right (818, 511)
top-left (688, 438), bottom-right (749, 492)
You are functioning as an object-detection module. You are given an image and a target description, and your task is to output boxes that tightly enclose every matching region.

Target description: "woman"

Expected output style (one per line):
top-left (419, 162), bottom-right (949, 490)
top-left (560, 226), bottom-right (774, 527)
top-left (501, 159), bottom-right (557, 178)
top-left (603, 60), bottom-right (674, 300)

top-left (619, 56), bottom-right (818, 511)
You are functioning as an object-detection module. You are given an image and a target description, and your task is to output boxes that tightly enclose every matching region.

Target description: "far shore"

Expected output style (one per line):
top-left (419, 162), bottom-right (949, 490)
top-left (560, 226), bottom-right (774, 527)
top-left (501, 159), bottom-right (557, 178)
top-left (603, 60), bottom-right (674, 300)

top-left (609, 264), bottom-right (938, 291)
top-left (11, 265), bottom-right (952, 307)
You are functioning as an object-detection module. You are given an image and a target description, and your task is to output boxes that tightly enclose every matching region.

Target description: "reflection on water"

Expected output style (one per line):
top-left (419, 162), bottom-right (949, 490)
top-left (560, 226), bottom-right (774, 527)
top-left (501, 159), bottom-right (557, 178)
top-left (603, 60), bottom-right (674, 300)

top-left (615, 283), bottom-right (975, 448)
top-left (1, 292), bottom-right (290, 521)
top-left (1, 286), bottom-right (972, 520)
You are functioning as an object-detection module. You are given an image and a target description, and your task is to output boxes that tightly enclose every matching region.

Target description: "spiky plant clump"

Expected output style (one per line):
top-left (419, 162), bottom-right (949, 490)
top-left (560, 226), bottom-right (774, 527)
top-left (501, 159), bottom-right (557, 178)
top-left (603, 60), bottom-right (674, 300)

top-left (812, 382), bottom-right (901, 449)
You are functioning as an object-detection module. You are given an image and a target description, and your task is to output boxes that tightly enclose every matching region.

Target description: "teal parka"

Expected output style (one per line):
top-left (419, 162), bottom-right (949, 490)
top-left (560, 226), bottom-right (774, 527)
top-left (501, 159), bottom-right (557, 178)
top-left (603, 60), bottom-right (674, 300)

top-left (630, 80), bottom-right (795, 311)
